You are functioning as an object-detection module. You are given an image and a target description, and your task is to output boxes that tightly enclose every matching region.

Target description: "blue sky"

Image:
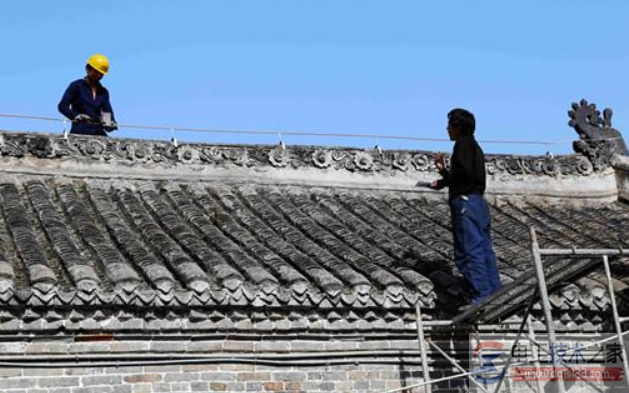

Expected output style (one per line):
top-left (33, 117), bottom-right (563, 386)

top-left (0, 0), bottom-right (627, 155)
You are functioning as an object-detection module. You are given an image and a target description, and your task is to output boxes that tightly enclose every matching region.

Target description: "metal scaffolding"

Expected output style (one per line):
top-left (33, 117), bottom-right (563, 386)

top-left (387, 226), bottom-right (629, 393)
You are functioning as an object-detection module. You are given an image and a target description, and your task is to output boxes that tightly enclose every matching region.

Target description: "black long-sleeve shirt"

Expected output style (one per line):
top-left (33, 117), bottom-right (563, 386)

top-left (58, 78), bottom-right (116, 136)
top-left (436, 135), bottom-right (486, 199)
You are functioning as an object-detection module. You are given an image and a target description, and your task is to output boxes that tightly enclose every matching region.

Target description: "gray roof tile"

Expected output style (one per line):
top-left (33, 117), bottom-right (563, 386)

top-left (0, 126), bottom-right (626, 331)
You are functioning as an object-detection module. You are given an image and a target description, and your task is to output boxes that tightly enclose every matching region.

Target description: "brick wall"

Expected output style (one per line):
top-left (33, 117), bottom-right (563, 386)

top-left (0, 363), bottom-right (443, 393)
top-left (0, 338), bottom-right (610, 393)
top-left (0, 339), bottom-right (462, 393)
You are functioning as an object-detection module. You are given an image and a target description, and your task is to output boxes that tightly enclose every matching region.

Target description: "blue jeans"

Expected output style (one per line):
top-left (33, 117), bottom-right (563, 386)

top-left (450, 194), bottom-right (501, 304)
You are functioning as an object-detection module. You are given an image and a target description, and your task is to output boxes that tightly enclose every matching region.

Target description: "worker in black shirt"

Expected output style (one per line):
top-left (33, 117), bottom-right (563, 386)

top-left (431, 108), bottom-right (501, 305)
top-left (58, 54), bottom-right (117, 136)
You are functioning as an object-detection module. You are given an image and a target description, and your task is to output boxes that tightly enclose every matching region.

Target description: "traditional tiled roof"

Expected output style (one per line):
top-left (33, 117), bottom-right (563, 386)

top-left (0, 177), bottom-right (626, 300)
top-left (0, 99), bottom-right (626, 332)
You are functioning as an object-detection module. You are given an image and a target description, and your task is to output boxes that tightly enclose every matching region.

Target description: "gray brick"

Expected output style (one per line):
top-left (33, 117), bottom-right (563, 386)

top-left (106, 366), bottom-right (143, 374)
top-left (335, 381), bottom-right (353, 392)
top-left (152, 382), bottom-right (172, 392)
top-left (329, 364), bottom-right (360, 371)
top-left (237, 372), bottom-right (271, 382)
top-left (66, 367), bottom-right (106, 376)
top-left (24, 368), bottom-right (64, 377)
top-left (254, 341), bottom-right (290, 352)
top-left (298, 381), bottom-right (319, 390)
top-left (49, 388), bottom-right (73, 393)
top-left (0, 368), bottom-right (22, 377)
top-left (130, 384), bottom-right (152, 393)
top-left (163, 372), bottom-right (199, 382)
top-left (82, 375), bottom-right (123, 386)
top-left (251, 364), bottom-right (284, 371)
top-left (0, 379), bottom-right (36, 390)
top-left (357, 340), bottom-right (390, 350)
top-left (389, 340), bottom-right (420, 351)
top-left (112, 386), bottom-right (133, 393)
top-left (234, 320), bottom-right (253, 330)
top-left (225, 382), bottom-right (245, 391)
top-left (191, 381), bottom-right (209, 391)
top-left (124, 374), bottom-right (162, 383)
top-left (182, 364), bottom-right (219, 372)
top-left (68, 343), bottom-right (109, 353)
top-left (319, 381), bottom-right (336, 391)
top-left (289, 341), bottom-right (322, 352)
top-left (150, 341), bottom-right (184, 352)
top-left (322, 371), bottom-right (346, 381)
top-left (264, 381), bottom-right (284, 391)
top-left (109, 342), bottom-right (149, 352)
top-left (200, 372), bottom-right (236, 382)
top-left (379, 370), bottom-right (402, 380)
top-left (72, 389), bottom-right (91, 393)
top-left (37, 377), bottom-right (80, 388)
top-left (284, 381), bottom-right (303, 392)
top-left (323, 341), bottom-right (357, 351)
top-left (120, 319), bottom-right (143, 331)
top-left (307, 371), bottom-right (323, 380)
top-left (272, 371), bottom-right (307, 381)
top-left (167, 382), bottom-right (190, 391)
top-left (273, 319), bottom-right (291, 330)
top-left (245, 381), bottom-right (262, 391)
top-left (75, 388), bottom-right (113, 393)
top-left (348, 370), bottom-right (368, 380)
top-left (25, 343), bottom-right (48, 353)
top-left (45, 343), bottom-right (70, 353)
top-left (208, 382), bottom-right (227, 391)
top-left (222, 341), bottom-right (254, 352)
top-left (218, 364), bottom-right (254, 372)
top-left (363, 364), bottom-right (397, 371)
top-left (186, 341), bottom-right (222, 352)
top-left (0, 343), bottom-right (26, 353)
top-left (385, 380), bottom-right (404, 390)
top-left (370, 380), bottom-right (386, 390)
top-left (289, 319), bottom-right (308, 330)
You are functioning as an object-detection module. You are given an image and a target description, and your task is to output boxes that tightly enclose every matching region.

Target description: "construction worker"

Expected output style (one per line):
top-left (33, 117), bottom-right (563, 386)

top-left (58, 54), bottom-right (117, 136)
top-left (430, 108), bottom-right (501, 306)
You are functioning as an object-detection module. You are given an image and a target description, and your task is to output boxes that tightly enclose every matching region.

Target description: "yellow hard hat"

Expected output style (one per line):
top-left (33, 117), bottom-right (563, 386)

top-left (87, 54), bottom-right (110, 75)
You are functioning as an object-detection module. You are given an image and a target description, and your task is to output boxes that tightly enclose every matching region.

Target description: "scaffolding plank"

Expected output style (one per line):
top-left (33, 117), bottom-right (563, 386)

top-left (451, 256), bottom-right (602, 324)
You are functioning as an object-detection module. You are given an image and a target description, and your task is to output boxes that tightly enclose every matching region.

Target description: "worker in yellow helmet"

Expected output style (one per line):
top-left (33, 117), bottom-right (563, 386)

top-left (58, 54), bottom-right (118, 136)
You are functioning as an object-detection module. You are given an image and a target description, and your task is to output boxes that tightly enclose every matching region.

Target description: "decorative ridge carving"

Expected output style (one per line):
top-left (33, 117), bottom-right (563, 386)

top-left (569, 98), bottom-right (628, 171)
top-left (0, 286), bottom-right (432, 310)
top-left (0, 279), bottom-right (612, 314)
top-left (0, 291), bottom-right (611, 333)
top-left (0, 130), bottom-right (610, 177)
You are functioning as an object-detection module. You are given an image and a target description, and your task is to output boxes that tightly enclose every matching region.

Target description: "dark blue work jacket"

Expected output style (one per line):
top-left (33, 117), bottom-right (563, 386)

top-left (58, 78), bottom-right (116, 136)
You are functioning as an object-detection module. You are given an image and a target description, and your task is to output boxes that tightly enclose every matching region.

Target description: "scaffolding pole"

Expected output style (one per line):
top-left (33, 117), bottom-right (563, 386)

top-left (380, 229), bottom-right (629, 393)
top-left (415, 301), bottom-right (432, 393)
top-left (529, 226), bottom-right (566, 393)
top-left (602, 255), bottom-right (629, 390)
top-left (427, 339), bottom-right (489, 393)
top-left (492, 289), bottom-right (537, 393)
top-left (526, 318), bottom-right (543, 393)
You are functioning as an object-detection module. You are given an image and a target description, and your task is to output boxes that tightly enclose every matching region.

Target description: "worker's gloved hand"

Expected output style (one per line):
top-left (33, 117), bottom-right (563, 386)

top-left (434, 154), bottom-right (446, 171)
top-left (104, 122), bottom-right (118, 132)
top-left (74, 114), bottom-right (91, 123)
top-left (429, 180), bottom-right (444, 190)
